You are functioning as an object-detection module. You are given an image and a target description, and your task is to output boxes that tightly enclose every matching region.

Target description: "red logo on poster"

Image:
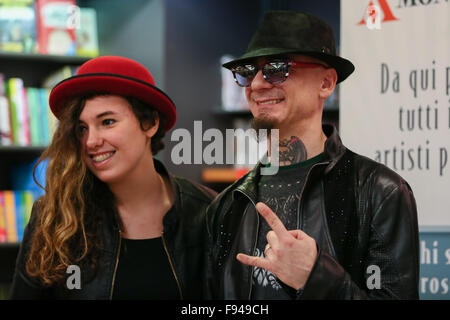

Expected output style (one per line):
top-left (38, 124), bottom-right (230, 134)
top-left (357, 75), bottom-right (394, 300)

top-left (357, 0), bottom-right (399, 26)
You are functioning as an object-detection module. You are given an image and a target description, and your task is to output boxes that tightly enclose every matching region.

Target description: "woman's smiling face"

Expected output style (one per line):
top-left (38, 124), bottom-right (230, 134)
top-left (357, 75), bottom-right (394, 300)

top-left (78, 95), bottom-right (157, 185)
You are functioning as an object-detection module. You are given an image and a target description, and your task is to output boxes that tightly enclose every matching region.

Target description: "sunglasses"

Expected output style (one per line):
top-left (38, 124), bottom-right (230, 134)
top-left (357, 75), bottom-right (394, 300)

top-left (230, 60), bottom-right (329, 87)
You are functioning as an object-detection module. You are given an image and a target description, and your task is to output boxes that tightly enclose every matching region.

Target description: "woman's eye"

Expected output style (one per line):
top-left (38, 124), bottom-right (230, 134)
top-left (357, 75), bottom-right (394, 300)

top-left (78, 126), bottom-right (87, 134)
top-left (103, 119), bottom-right (116, 126)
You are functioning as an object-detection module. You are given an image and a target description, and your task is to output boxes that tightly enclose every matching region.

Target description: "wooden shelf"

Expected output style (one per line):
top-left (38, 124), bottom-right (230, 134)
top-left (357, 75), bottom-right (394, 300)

top-left (0, 51), bottom-right (90, 64)
top-left (0, 242), bottom-right (20, 248)
top-left (0, 52), bottom-right (89, 87)
top-left (202, 167), bottom-right (249, 183)
top-left (0, 146), bottom-right (46, 153)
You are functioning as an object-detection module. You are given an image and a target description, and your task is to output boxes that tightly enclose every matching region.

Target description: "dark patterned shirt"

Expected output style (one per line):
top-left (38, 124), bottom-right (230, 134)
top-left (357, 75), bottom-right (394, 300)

top-left (251, 153), bottom-right (324, 300)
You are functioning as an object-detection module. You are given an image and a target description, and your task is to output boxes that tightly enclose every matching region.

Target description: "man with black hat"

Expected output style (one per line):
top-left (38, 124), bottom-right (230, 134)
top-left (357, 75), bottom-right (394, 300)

top-left (205, 11), bottom-right (419, 299)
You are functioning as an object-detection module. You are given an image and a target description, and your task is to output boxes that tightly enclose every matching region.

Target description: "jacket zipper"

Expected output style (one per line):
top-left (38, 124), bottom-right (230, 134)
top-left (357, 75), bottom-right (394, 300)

top-left (108, 232), bottom-right (183, 300)
top-left (235, 189), bottom-right (259, 300)
top-left (109, 231), bottom-right (122, 300)
top-left (162, 233), bottom-right (183, 299)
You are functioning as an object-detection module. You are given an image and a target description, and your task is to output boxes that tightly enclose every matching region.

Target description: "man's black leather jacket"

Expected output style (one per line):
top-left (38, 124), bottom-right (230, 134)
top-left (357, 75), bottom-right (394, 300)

top-left (205, 125), bottom-right (419, 299)
top-left (10, 159), bottom-right (216, 299)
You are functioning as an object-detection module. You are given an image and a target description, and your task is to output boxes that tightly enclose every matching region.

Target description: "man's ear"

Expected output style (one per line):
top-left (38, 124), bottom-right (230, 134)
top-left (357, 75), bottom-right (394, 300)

top-left (319, 68), bottom-right (338, 100)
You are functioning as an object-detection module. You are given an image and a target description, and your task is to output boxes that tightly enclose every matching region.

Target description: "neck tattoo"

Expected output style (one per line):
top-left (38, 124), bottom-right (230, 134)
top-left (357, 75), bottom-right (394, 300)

top-left (278, 136), bottom-right (307, 166)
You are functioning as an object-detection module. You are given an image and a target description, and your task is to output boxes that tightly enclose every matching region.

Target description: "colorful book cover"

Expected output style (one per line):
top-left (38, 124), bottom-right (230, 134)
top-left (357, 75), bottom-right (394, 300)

top-left (0, 0), bottom-right (38, 53)
top-left (0, 73), bottom-right (5, 95)
top-left (6, 78), bottom-right (19, 145)
top-left (0, 191), bottom-right (7, 242)
top-left (41, 65), bottom-right (75, 89)
top-left (36, 0), bottom-right (77, 55)
top-left (38, 88), bottom-right (50, 145)
top-left (3, 190), bottom-right (17, 242)
top-left (14, 190), bottom-right (24, 241)
top-left (21, 86), bottom-right (31, 145)
top-left (23, 191), bottom-right (34, 226)
top-left (0, 95), bottom-right (12, 146)
top-left (16, 191), bottom-right (33, 241)
top-left (76, 7), bottom-right (99, 57)
top-left (26, 87), bottom-right (42, 146)
top-left (0, 73), bottom-right (13, 145)
top-left (6, 78), bottom-right (29, 146)
top-left (45, 89), bottom-right (58, 140)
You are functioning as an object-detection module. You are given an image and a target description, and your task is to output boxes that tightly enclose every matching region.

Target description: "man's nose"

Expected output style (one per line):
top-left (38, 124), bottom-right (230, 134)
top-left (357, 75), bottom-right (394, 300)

top-left (250, 69), bottom-right (273, 90)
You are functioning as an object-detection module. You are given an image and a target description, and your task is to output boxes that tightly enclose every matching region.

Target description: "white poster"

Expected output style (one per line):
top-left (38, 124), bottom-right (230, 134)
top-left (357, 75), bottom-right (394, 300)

top-left (340, 0), bottom-right (450, 227)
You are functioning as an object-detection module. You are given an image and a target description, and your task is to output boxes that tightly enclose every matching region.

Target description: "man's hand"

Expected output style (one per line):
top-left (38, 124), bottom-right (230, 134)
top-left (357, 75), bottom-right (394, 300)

top-left (236, 202), bottom-right (318, 290)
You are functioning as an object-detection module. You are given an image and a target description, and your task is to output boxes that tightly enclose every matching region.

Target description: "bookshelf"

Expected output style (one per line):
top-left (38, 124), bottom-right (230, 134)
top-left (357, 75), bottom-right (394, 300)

top-left (0, 52), bottom-right (89, 289)
top-left (0, 52), bottom-right (89, 87)
top-left (0, 53), bottom-right (88, 191)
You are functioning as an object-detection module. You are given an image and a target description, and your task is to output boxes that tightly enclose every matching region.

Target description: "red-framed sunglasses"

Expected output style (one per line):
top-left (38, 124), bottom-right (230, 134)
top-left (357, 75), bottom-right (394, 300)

top-left (230, 60), bottom-right (329, 87)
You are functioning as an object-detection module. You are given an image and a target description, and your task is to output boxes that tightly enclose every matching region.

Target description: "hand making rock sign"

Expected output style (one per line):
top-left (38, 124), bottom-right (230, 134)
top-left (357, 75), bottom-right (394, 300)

top-left (236, 202), bottom-right (318, 290)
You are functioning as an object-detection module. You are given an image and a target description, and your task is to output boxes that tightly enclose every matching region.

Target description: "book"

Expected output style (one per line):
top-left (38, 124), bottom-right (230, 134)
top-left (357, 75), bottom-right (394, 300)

top-left (21, 85), bottom-right (31, 145)
top-left (38, 88), bottom-right (50, 145)
top-left (0, 73), bottom-right (5, 96)
top-left (0, 74), bottom-right (13, 145)
top-left (0, 192), bottom-right (6, 242)
top-left (26, 87), bottom-right (42, 145)
top-left (14, 190), bottom-right (24, 241)
top-left (0, 190), bottom-right (35, 243)
top-left (0, 95), bottom-right (12, 145)
top-left (6, 78), bottom-right (20, 145)
top-left (220, 55), bottom-right (248, 111)
top-left (76, 7), bottom-right (99, 57)
top-left (36, 0), bottom-right (77, 55)
top-left (41, 65), bottom-right (77, 89)
top-left (6, 78), bottom-right (30, 146)
top-left (23, 191), bottom-right (34, 224)
top-left (45, 89), bottom-right (58, 139)
top-left (16, 191), bottom-right (33, 242)
top-left (3, 190), bottom-right (17, 242)
top-left (0, 0), bottom-right (38, 53)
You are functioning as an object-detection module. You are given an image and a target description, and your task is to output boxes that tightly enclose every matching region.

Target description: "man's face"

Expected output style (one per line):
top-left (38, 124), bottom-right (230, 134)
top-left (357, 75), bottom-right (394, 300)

top-left (244, 55), bottom-right (332, 132)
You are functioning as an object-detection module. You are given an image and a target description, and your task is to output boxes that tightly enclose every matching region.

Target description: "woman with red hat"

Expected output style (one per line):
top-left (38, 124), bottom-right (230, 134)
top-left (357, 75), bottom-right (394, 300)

top-left (9, 56), bottom-right (216, 299)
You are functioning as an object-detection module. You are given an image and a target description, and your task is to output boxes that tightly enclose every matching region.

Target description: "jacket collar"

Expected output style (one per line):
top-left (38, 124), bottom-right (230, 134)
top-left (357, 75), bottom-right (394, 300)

top-left (322, 124), bottom-right (347, 173)
top-left (232, 124), bottom-right (346, 202)
top-left (154, 158), bottom-right (180, 230)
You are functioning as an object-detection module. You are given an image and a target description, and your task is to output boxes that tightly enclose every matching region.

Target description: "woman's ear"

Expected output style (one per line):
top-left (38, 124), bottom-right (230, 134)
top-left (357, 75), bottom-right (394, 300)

top-left (144, 116), bottom-right (160, 139)
top-left (319, 68), bottom-right (338, 100)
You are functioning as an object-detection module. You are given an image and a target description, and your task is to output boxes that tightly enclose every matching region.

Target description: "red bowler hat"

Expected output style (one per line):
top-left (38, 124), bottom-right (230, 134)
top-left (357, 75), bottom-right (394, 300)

top-left (49, 56), bottom-right (177, 132)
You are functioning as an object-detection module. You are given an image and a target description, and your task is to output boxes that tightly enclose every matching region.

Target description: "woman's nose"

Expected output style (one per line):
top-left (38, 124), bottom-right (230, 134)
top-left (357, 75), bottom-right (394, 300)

top-left (85, 128), bottom-right (103, 149)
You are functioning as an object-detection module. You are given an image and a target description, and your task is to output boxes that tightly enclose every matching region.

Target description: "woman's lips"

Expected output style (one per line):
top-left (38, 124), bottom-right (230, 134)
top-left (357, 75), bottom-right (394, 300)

top-left (90, 151), bottom-right (116, 166)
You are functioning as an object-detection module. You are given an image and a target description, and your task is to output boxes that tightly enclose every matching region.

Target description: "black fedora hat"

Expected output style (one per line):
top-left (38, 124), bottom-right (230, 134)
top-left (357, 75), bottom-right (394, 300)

top-left (223, 11), bottom-right (355, 83)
